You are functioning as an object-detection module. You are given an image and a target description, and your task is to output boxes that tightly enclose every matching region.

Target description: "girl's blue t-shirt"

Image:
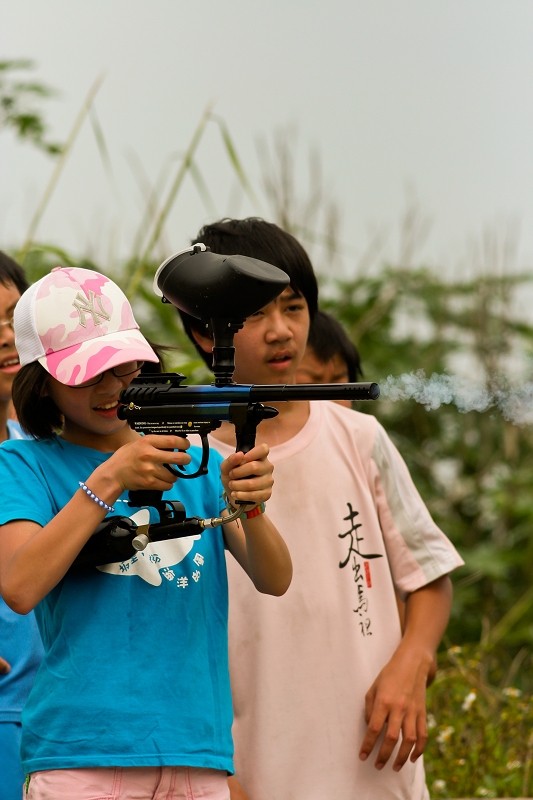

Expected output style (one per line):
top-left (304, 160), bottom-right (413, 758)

top-left (0, 435), bottom-right (233, 775)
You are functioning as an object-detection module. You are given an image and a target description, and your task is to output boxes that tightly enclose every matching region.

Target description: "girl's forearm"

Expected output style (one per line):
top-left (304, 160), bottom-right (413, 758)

top-left (1, 466), bottom-right (122, 613)
top-left (224, 513), bottom-right (292, 596)
top-left (241, 514), bottom-right (292, 596)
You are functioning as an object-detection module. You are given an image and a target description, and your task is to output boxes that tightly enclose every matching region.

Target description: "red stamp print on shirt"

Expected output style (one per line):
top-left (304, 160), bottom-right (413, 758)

top-left (364, 561), bottom-right (372, 588)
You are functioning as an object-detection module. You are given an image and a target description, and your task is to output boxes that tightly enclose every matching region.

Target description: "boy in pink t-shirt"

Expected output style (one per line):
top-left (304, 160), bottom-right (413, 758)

top-left (178, 218), bottom-right (463, 800)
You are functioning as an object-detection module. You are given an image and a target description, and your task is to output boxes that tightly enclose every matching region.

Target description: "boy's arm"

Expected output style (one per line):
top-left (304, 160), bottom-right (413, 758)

top-left (228, 776), bottom-right (252, 800)
top-left (359, 574), bottom-right (452, 771)
top-left (394, 590), bottom-right (437, 686)
top-left (220, 445), bottom-right (292, 597)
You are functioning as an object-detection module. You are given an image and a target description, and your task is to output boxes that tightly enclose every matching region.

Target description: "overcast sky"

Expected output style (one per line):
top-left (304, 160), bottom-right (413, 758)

top-left (2, 0), bottom-right (533, 277)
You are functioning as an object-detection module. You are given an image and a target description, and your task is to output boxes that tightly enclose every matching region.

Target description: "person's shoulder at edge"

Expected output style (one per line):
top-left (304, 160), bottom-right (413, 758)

top-left (5, 419), bottom-right (32, 441)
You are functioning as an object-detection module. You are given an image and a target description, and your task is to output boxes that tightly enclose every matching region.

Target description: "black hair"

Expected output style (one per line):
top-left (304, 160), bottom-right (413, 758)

top-left (12, 362), bottom-right (63, 439)
top-left (307, 310), bottom-right (363, 382)
top-left (0, 251), bottom-right (28, 296)
top-left (177, 218), bottom-right (319, 368)
top-left (12, 346), bottom-right (165, 440)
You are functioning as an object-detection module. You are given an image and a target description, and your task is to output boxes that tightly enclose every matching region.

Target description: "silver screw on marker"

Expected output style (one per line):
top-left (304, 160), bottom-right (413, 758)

top-left (132, 533), bottom-right (150, 551)
top-left (132, 525), bottom-right (150, 551)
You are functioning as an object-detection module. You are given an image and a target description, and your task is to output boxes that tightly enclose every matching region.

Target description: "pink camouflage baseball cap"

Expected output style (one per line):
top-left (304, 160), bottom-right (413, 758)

top-left (14, 266), bottom-right (159, 386)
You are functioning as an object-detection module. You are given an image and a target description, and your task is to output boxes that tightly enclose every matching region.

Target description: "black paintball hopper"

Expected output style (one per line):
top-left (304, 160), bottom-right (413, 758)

top-left (153, 244), bottom-right (290, 322)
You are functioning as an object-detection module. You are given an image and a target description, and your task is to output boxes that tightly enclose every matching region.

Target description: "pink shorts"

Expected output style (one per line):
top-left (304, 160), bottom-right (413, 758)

top-left (25, 766), bottom-right (230, 800)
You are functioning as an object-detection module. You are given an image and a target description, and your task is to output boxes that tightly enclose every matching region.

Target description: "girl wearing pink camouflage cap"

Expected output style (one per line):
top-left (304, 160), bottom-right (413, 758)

top-left (0, 266), bottom-right (292, 800)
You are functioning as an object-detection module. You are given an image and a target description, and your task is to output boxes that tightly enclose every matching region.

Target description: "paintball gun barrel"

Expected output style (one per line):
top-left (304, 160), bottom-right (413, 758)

top-left (118, 373), bottom-right (379, 478)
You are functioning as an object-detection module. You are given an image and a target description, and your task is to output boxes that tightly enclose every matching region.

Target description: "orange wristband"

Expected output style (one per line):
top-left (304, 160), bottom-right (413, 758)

top-left (245, 502), bottom-right (266, 519)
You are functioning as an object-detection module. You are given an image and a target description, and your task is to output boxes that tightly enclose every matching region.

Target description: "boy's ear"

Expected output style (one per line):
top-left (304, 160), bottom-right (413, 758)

top-left (190, 328), bottom-right (214, 355)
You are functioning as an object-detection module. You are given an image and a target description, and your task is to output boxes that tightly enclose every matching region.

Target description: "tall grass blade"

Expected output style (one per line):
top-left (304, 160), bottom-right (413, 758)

top-left (18, 74), bottom-right (105, 262)
top-left (126, 100), bottom-right (215, 298)
top-left (127, 150), bottom-right (180, 262)
top-left (485, 584), bottom-right (533, 650)
top-left (89, 104), bottom-right (121, 204)
top-left (188, 158), bottom-right (217, 217)
top-left (214, 115), bottom-right (260, 210)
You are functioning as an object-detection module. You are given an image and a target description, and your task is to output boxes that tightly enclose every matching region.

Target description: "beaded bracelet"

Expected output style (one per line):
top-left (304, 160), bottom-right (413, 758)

top-left (78, 481), bottom-right (115, 513)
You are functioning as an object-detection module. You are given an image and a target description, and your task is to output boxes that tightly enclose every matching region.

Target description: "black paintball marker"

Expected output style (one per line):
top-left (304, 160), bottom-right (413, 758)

top-left (72, 245), bottom-right (379, 569)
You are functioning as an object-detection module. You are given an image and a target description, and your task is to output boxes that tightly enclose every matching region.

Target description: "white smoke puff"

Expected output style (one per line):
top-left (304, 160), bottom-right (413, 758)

top-left (499, 382), bottom-right (533, 426)
top-left (418, 373), bottom-right (456, 410)
top-left (453, 382), bottom-right (492, 414)
top-left (382, 371), bottom-right (500, 415)
top-left (382, 371), bottom-right (460, 411)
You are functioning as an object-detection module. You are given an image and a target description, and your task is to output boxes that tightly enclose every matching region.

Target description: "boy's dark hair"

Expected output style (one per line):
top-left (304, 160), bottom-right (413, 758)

top-left (178, 218), bottom-right (319, 369)
top-left (12, 348), bottom-right (165, 439)
top-left (308, 310), bottom-right (363, 382)
top-left (0, 251), bottom-right (28, 296)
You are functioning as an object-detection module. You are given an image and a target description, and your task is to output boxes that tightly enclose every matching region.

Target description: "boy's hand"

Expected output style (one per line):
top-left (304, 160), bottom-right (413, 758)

top-left (100, 434), bottom-right (192, 495)
top-left (221, 444), bottom-right (274, 508)
top-left (358, 643), bottom-right (429, 771)
top-left (228, 776), bottom-right (252, 800)
top-left (358, 576), bottom-right (452, 771)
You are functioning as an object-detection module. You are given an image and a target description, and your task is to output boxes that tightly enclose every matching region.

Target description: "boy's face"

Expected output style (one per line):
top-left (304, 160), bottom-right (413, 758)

top-left (194, 286), bottom-right (310, 385)
top-left (295, 346), bottom-right (352, 407)
top-left (0, 281), bottom-right (21, 404)
top-left (295, 349), bottom-right (349, 385)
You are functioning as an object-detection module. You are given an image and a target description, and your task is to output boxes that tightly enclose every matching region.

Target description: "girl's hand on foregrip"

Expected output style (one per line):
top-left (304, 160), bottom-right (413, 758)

top-left (221, 443), bottom-right (274, 507)
top-left (103, 434), bottom-right (191, 493)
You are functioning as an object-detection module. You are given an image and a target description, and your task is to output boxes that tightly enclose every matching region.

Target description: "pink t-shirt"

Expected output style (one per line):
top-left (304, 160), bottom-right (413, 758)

top-left (212, 401), bottom-right (463, 800)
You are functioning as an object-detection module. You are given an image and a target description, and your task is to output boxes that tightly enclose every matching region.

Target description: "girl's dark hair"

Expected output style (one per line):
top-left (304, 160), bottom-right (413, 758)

top-left (177, 218), bottom-right (319, 369)
top-left (12, 345), bottom-right (165, 440)
top-left (12, 362), bottom-right (63, 439)
top-left (308, 310), bottom-right (363, 382)
top-left (0, 251), bottom-right (28, 295)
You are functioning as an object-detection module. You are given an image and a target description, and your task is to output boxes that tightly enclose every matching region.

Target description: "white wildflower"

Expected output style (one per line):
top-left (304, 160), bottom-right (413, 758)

top-left (503, 686), bottom-right (522, 698)
top-left (506, 760), bottom-right (522, 770)
top-left (462, 690), bottom-right (477, 711)
top-left (448, 645), bottom-right (462, 655)
top-left (426, 713), bottom-right (437, 730)
top-left (432, 779), bottom-right (447, 793)
top-left (436, 725), bottom-right (455, 745)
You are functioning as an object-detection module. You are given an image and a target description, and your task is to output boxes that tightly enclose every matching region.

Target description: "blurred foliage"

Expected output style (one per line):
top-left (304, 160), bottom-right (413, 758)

top-left (0, 60), bottom-right (62, 155)
top-left (426, 644), bottom-right (533, 797)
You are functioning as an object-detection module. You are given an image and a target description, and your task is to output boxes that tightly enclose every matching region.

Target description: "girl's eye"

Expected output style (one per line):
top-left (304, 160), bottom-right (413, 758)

top-left (286, 304), bottom-right (305, 312)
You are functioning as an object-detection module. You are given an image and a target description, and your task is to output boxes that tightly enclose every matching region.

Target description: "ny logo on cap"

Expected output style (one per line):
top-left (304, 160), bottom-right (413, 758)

top-left (72, 291), bottom-right (111, 328)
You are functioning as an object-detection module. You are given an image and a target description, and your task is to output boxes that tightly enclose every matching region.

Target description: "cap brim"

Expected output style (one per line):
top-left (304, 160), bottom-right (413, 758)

top-left (38, 328), bottom-right (159, 386)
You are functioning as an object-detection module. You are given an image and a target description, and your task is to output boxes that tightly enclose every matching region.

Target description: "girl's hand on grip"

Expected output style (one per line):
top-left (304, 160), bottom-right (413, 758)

top-left (102, 434), bottom-right (191, 493)
top-left (221, 443), bottom-right (274, 508)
